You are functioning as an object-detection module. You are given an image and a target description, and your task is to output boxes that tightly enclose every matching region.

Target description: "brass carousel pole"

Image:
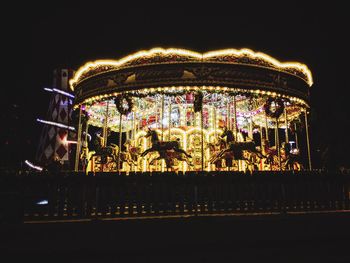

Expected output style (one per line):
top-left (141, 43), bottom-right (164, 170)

top-left (103, 101), bottom-right (109, 147)
top-left (117, 113), bottom-right (123, 173)
top-left (283, 106), bottom-right (289, 171)
top-left (167, 97), bottom-right (172, 172)
top-left (259, 125), bottom-right (264, 154)
top-left (83, 121), bottom-right (89, 172)
top-left (84, 123), bottom-right (89, 146)
top-left (274, 119), bottom-right (277, 149)
top-left (136, 99), bottom-right (140, 136)
top-left (284, 107), bottom-right (289, 143)
top-left (126, 124), bottom-right (130, 141)
top-left (265, 114), bottom-right (271, 170)
top-left (233, 95), bottom-right (237, 139)
top-left (226, 97), bottom-right (230, 171)
top-left (132, 112), bottom-right (136, 146)
top-left (213, 106), bottom-right (216, 137)
top-left (182, 103), bottom-right (187, 127)
top-left (265, 114), bottom-right (269, 145)
top-left (74, 105), bottom-right (83, 172)
top-left (276, 117), bottom-right (281, 170)
top-left (249, 115), bottom-right (253, 139)
top-left (304, 109), bottom-right (312, 170)
top-left (201, 104), bottom-right (204, 171)
top-left (294, 122), bottom-right (299, 149)
top-left (161, 94), bottom-right (165, 141)
top-left (132, 111), bottom-right (137, 172)
top-left (233, 94), bottom-right (240, 171)
top-left (227, 97), bottom-right (231, 130)
top-left (168, 97), bottom-right (171, 140)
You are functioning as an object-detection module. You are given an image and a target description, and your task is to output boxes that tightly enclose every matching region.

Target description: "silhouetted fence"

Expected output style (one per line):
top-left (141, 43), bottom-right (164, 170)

top-left (1, 170), bottom-right (350, 222)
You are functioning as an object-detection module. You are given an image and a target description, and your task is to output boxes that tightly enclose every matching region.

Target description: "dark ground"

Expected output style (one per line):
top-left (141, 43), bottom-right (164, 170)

top-left (1, 212), bottom-right (350, 262)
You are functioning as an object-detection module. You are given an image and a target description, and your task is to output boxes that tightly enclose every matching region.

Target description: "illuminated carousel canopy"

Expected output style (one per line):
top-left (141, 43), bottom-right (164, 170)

top-left (71, 48), bottom-right (313, 106)
top-left (72, 48), bottom-right (313, 173)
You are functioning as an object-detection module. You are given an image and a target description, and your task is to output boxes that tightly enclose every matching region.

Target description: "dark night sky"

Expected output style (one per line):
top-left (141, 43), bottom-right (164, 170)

top-left (2, 1), bottom-right (349, 168)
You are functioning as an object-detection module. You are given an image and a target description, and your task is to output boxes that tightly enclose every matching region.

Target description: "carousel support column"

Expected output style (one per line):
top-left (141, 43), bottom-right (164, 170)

top-left (274, 119), bottom-right (278, 148)
top-left (74, 105), bottom-right (83, 172)
top-left (233, 95), bottom-right (237, 139)
top-left (283, 107), bottom-right (289, 171)
top-left (136, 103), bottom-right (140, 136)
top-left (248, 115), bottom-right (254, 172)
top-left (132, 112), bottom-right (137, 172)
top-left (132, 112), bottom-right (136, 146)
top-left (258, 125), bottom-right (265, 171)
top-left (161, 94), bottom-right (165, 141)
top-left (201, 105), bottom-right (204, 171)
top-left (167, 98), bottom-right (172, 172)
top-left (276, 118), bottom-right (281, 170)
top-left (294, 122), bottom-right (299, 149)
top-left (227, 97), bottom-right (231, 131)
top-left (260, 125), bottom-right (264, 154)
top-left (181, 103), bottom-right (187, 127)
top-left (168, 97), bottom-right (172, 140)
top-left (259, 124), bottom-right (265, 170)
top-left (284, 107), bottom-right (289, 143)
top-left (155, 106), bottom-right (158, 126)
top-left (213, 106), bottom-right (217, 137)
top-left (136, 118), bottom-right (139, 138)
top-left (265, 115), bottom-right (271, 170)
top-left (160, 95), bottom-right (165, 171)
top-left (211, 105), bottom-right (216, 172)
top-left (263, 114), bottom-right (269, 163)
top-left (265, 114), bottom-right (269, 144)
top-left (233, 95), bottom-right (240, 171)
top-left (226, 97), bottom-right (231, 171)
top-left (84, 122), bottom-right (89, 172)
top-left (126, 125), bottom-right (130, 141)
top-left (103, 101), bottom-right (109, 147)
top-left (249, 116), bottom-right (253, 139)
top-left (117, 113), bottom-right (123, 174)
top-left (304, 109), bottom-right (312, 170)
top-left (84, 123), bottom-right (89, 146)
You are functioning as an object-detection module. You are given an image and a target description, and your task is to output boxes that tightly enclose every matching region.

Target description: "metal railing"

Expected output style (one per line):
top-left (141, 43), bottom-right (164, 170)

top-left (1, 170), bottom-right (350, 222)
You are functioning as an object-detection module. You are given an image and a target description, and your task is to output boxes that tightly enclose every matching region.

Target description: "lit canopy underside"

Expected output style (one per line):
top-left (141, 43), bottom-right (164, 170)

top-left (85, 90), bottom-right (304, 133)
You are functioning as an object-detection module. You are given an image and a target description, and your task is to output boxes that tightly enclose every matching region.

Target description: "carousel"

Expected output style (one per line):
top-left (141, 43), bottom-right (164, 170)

top-left (71, 48), bottom-right (313, 173)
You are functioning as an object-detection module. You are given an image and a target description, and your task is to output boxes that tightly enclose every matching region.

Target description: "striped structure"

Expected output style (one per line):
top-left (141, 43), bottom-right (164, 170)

top-left (36, 69), bottom-right (75, 165)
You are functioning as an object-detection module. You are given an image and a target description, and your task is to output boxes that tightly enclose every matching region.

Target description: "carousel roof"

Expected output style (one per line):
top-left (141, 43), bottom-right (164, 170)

top-left (72, 48), bottom-right (313, 107)
top-left (70, 47), bottom-right (313, 89)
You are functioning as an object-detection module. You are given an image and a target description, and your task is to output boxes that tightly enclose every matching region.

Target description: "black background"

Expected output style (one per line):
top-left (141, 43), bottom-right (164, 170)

top-left (2, 1), bottom-right (349, 168)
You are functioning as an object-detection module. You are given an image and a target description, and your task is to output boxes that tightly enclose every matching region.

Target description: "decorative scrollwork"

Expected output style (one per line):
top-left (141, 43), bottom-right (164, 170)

top-left (113, 72), bottom-right (133, 85)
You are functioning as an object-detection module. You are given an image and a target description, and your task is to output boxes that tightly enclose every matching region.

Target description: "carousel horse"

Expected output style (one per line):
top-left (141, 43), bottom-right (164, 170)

top-left (79, 140), bottom-right (89, 169)
top-left (90, 146), bottom-right (118, 165)
top-left (282, 146), bottom-right (303, 171)
top-left (89, 133), bottom-right (117, 164)
top-left (261, 140), bottom-right (278, 166)
top-left (115, 140), bottom-right (141, 168)
top-left (149, 149), bottom-right (194, 169)
top-left (141, 128), bottom-right (192, 167)
top-left (210, 128), bottom-right (265, 165)
top-left (208, 137), bottom-right (234, 169)
top-left (123, 139), bottom-right (142, 164)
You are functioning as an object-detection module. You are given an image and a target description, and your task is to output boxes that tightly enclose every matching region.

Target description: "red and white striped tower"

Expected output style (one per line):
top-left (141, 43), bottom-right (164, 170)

top-left (36, 69), bottom-right (75, 166)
